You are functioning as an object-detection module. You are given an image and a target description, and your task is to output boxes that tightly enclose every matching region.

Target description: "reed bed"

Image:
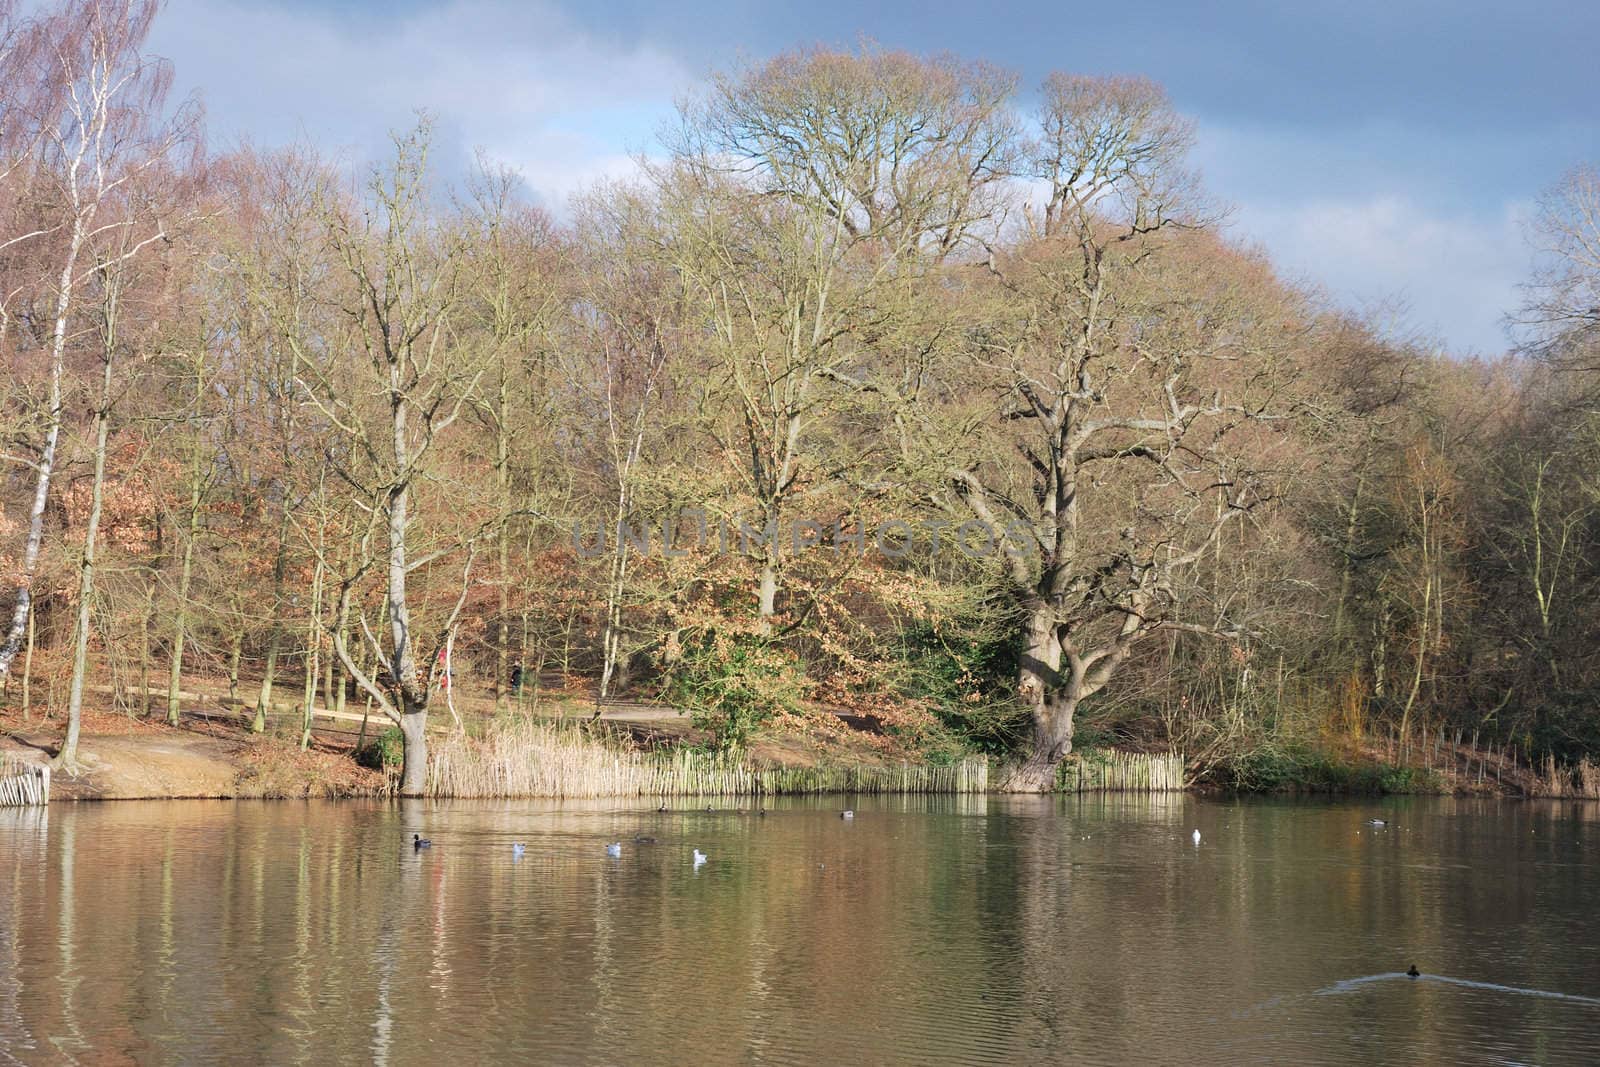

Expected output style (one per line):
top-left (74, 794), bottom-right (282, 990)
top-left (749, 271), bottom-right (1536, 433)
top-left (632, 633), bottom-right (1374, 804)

top-left (0, 755), bottom-right (49, 806)
top-left (1532, 754), bottom-right (1600, 799)
top-left (1057, 750), bottom-right (1185, 793)
top-left (425, 720), bottom-right (988, 799)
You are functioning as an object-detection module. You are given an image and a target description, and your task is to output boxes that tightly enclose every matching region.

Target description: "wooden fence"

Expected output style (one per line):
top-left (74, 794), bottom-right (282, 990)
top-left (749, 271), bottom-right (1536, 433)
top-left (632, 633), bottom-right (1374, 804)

top-left (1056, 750), bottom-right (1186, 793)
top-left (0, 756), bottom-right (49, 806)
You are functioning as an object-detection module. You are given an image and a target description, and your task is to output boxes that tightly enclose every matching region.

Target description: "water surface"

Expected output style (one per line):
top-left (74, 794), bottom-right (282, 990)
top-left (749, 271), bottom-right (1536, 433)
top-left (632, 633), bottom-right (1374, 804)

top-left (3, 794), bottom-right (1599, 1064)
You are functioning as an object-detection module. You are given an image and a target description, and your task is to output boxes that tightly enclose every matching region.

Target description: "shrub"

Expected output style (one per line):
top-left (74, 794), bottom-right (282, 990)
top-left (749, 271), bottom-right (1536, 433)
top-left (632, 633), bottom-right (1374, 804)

top-left (356, 726), bottom-right (404, 771)
top-left (663, 626), bottom-right (808, 751)
top-left (893, 620), bottom-right (1025, 755)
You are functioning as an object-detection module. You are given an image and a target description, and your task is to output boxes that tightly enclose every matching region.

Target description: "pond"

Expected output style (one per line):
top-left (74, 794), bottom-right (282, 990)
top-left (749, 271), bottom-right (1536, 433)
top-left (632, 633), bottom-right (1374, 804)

top-left (3, 794), bottom-right (1599, 1064)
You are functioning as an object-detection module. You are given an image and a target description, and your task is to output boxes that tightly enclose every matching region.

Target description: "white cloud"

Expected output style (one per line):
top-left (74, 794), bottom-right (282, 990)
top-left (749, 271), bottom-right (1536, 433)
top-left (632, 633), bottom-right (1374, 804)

top-left (1192, 118), bottom-right (1550, 355)
top-left (1226, 195), bottom-right (1532, 355)
top-left (151, 0), bottom-right (686, 208)
top-left (147, 10), bottom-right (1541, 353)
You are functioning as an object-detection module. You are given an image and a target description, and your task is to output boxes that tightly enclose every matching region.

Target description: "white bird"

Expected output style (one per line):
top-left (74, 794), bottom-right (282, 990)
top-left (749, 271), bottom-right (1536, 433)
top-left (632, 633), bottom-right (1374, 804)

top-left (605, 842), bottom-right (622, 857)
top-left (840, 810), bottom-right (854, 820)
top-left (1192, 829), bottom-right (1201, 845)
top-left (512, 842), bottom-right (526, 857)
top-left (1369, 819), bottom-right (1387, 827)
top-left (692, 849), bottom-right (707, 866)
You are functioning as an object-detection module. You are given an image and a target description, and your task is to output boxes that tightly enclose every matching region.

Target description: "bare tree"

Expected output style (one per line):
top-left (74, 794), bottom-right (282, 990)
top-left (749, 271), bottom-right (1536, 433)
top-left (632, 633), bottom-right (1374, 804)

top-left (938, 76), bottom-right (1299, 790)
top-left (569, 182), bottom-right (676, 700)
top-left (663, 46), bottom-right (1017, 625)
top-left (306, 122), bottom-right (478, 796)
top-left (458, 160), bottom-right (563, 710)
top-left (0, 0), bottom-right (198, 691)
top-left (1516, 165), bottom-right (1600, 372)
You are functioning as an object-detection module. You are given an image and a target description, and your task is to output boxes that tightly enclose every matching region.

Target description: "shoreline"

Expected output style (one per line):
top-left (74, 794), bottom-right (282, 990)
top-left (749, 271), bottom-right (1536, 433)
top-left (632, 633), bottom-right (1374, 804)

top-left (4, 694), bottom-right (1589, 804)
top-left (1, 723), bottom-right (1560, 804)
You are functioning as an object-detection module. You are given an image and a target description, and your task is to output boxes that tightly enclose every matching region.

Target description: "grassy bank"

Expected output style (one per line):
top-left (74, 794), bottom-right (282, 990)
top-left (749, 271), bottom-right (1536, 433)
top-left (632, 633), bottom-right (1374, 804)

top-left (1198, 735), bottom-right (1600, 799)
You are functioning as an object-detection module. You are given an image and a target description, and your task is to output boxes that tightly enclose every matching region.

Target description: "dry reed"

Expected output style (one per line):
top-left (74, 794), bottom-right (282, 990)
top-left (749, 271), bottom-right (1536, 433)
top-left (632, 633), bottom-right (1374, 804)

top-left (425, 719), bottom-right (989, 799)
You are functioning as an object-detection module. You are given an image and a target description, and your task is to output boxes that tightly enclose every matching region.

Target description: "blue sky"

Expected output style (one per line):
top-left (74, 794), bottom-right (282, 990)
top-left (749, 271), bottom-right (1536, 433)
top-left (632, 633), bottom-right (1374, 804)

top-left (149, 0), bottom-right (1600, 355)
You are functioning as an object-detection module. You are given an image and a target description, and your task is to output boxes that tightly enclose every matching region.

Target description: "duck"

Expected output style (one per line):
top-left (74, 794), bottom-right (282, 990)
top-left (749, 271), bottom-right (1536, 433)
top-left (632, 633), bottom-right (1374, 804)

top-left (1191, 829), bottom-right (1201, 845)
top-left (657, 804), bottom-right (669, 813)
top-left (633, 835), bottom-right (657, 845)
top-left (605, 842), bottom-right (622, 857)
top-left (840, 810), bottom-right (854, 820)
top-left (413, 834), bottom-right (431, 850)
top-left (1407, 964), bottom-right (1421, 978)
top-left (692, 849), bottom-right (708, 867)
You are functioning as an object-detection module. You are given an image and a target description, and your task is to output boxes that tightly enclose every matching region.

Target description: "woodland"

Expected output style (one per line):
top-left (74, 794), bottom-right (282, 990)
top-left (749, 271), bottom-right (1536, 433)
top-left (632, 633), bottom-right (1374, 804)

top-left (5, 0), bottom-right (1600, 793)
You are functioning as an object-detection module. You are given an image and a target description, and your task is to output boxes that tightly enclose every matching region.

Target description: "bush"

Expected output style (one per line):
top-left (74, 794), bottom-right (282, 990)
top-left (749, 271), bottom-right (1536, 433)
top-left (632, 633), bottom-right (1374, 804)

top-left (663, 626), bottom-right (807, 752)
top-left (1214, 743), bottom-right (1443, 794)
top-left (356, 726), bottom-right (404, 771)
top-left (894, 620), bottom-right (1025, 755)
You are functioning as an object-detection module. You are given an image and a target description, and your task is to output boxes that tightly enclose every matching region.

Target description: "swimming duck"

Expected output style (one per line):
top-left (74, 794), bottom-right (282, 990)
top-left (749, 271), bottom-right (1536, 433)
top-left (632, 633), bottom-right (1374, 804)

top-left (605, 842), bottom-right (622, 857)
top-left (657, 804), bottom-right (669, 813)
top-left (413, 834), bottom-right (431, 850)
top-left (633, 835), bottom-right (657, 845)
top-left (1407, 964), bottom-right (1420, 978)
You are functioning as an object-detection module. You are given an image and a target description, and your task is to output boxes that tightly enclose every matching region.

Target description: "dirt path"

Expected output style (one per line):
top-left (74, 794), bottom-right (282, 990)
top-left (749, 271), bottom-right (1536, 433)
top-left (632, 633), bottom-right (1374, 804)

top-left (2, 731), bottom-right (242, 799)
top-left (1, 704), bottom-right (385, 800)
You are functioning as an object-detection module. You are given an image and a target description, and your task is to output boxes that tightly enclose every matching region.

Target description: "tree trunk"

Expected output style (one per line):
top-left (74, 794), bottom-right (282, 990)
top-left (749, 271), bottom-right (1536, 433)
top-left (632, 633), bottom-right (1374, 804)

top-left (0, 216), bottom-right (81, 679)
top-left (166, 531), bottom-right (195, 726)
top-left (167, 369), bottom-right (207, 726)
top-left (1004, 697), bottom-right (1078, 792)
top-left (227, 629), bottom-right (243, 705)
top-left (57, 325), bottom-right (114, 771)
top-left (598, 502), bottom-right (632, 704)
top-left (138, 556), bottom-right (157, 718)
top-left (253, 507), bottom-right (291, 733)
top-left (398, 700), bottom-right (428, 796)
top-left (21, 606), bottom-right (35, 721)
top-left (386, 392), bottom-right (428, 795)
top-left (757, 557), bottom-right (778, 620)
top-left (1000, 603), bottom-right (1073, 791)
top-left (494, 368), bottom-right (511, 711)
top-left (300, 552), bottom-right (324, 750)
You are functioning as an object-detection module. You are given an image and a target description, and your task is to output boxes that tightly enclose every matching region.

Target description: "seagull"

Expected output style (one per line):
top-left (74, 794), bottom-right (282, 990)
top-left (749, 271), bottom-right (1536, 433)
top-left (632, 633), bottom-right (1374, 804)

top-left (692, 849), bottom-right (707, 867)
top-left (512, 842), bottom-right (526, 857)
top-left (1369, 819), bottom-right (1388, 827)
top-left (605, 842), bottom-right (622, 857)
top-left (413, 834), bottom-right (432, 850)
top-left (1192, 829), bottom-right (1201, 845)
top-left (841, 810), bottom-right (854, 820)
